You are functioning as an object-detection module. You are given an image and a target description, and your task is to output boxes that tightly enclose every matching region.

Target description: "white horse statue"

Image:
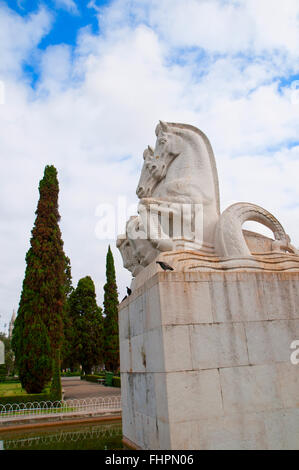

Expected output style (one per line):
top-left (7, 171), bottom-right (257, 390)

top-left (137, 121), bottom-right (220, 253)
top-left (118, 121), bottom-right (298, 278)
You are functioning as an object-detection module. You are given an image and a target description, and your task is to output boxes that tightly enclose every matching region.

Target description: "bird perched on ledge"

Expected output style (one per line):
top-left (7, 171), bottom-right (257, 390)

top-left (156, 261), bottom-right (174, 271)
top-left (126, 287), bottom-right (132, 296)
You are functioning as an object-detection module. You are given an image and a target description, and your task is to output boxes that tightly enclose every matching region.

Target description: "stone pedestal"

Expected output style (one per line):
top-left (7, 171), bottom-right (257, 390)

top-left (118, 264), bottom-right (299, 450)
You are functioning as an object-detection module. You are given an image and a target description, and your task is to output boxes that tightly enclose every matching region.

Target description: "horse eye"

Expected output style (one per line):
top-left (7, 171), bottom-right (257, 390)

top-left (159, 138), bottom-right (166, 144)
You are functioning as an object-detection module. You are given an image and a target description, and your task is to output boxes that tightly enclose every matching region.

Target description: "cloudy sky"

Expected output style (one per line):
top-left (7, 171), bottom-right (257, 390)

top-left (0, 0), bottom-right (298, 331)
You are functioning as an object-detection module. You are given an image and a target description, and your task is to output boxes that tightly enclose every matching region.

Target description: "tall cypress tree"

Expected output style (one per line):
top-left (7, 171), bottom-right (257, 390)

top-left (69, 276), bottom-right (103, 374)
top-left (12, 165), bottom-right (66, 393)
top-left (103, 246), bottom-right (119, 373)
top-left (61, 256), bottom-right (75, 370)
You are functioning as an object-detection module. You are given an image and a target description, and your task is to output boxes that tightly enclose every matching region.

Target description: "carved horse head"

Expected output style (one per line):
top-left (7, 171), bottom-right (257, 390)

top-left (152, 121), bottom-right (220, 210)
top-left (136, 146), bottom-right (156, 199)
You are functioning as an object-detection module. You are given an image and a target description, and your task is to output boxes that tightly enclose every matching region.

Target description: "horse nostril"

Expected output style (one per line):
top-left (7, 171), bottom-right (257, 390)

top-left (137, 187), bottom-right (144, 196)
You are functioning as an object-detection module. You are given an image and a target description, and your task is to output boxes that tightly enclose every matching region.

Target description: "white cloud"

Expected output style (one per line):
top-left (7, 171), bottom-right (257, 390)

top-left (0, 5), bottom-right (52, 77)
top-left (0, 1), bottom-right (299, 330)
top-left (53, 0), bottom-right (79, 14)
top-left (145, 0), bottom-right (299, 56)
top-left (87, 0), bottom-right (102, 14)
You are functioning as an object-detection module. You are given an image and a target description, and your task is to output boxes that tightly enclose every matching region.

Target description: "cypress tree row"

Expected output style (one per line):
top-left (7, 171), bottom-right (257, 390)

top-left (50, 352), bottom-right (62, 401)
top-left (61, 256), bottom-right (75, 370)
top-left (103, 246), bottom-right (119, 373)
top-left (12, 165), bottom-right (67, 393)
top-left (68, 276), bottom-right (103, 374)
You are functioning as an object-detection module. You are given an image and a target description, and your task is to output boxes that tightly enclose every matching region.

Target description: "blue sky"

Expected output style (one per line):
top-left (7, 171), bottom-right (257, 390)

top-left (7, 0), bottom-right (299, 95)
top-left (10, 0), bottom-right (104, 45)
top-left (7, 0), bottom-right (108, 85)
top-left (0, 0), bottom-right (298, 331)
top-left (4, 1), bottom-right (299, 97)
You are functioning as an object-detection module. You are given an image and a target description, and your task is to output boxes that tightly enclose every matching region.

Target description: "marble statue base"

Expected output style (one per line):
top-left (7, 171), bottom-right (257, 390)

top-left (118, 257), bottom-right (299, 449)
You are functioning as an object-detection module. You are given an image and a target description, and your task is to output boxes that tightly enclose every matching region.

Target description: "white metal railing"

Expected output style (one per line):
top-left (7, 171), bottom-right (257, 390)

top-left (0, 396), bottom-right (121, 420)
top-left (3, 424), bottom-right (122, 449)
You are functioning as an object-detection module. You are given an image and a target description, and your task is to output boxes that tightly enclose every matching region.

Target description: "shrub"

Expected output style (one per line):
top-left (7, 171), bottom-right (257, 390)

top-left (0, 393), bottom-right (52, 406)
top-left (80, 373), bottom-right (120, 386)
top-left (61, 371), bottom-right (81, 377)
top-left (0, 364), bottom-right (7, 382)
top-left (0, 377), bottom-right (19, 384)
top-left (112, 376), bottom-right (121, 388)
top-left (83, 374), bottom-right (105, 383)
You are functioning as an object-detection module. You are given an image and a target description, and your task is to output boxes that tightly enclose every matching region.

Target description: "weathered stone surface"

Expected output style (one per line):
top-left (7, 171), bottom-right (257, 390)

top-left (120, 373), bottom-right (135, 443)
top-left (130, 334), bottom-right (146, 373)
top-left (170, 412), bottom-right (268, 450)
top-left (163, 325), bottom-right (193, 372)
top-left (129, 295), bottom-right (145, 337)
top-left (119, 339), bottom-right (131, 372)
top-left (145, 284), bottom-right (161, 331)
top-left (159, 281), bottom-right (213, 325)
top-left (245, 320), bottom-right (299, 364)
top-left (263, 408), bottom-right (299, 450)
top-left (119, 304), bottom-right (129, 340)
top-left (119, 269), bottom-right (299, 449)
top-left (276, 362), bottom-right (299, 408)
top-left (210, 276), bottom-right (267, 323)
top-left (166, 369), bottom-right (223, 423)
top-left (145, 328), bottom-right (165, 372)
top-left (190, 323), bottom-right (249, 369)
top-left (220, 364), bottom-right (283, 414)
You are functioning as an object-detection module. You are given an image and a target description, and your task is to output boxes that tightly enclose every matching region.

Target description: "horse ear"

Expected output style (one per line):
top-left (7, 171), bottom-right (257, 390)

top-left (155, 120), bottom-right (168, 135)
top-left (159, 120), bottom-right (168, 133)
top-left (148, 145), bottom-right (154, 155)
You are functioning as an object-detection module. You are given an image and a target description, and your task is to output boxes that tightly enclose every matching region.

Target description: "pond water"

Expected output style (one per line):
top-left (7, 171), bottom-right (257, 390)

top-left (0, 420), bottom-right (123, 450)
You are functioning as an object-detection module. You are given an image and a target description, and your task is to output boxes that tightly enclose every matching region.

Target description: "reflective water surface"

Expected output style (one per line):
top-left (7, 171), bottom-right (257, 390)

top-left (0, 420), bottom-right (123, 450)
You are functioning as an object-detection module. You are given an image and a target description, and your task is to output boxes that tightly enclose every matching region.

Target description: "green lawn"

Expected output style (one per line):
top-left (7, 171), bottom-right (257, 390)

top-left (0, 382), bottom-right (50, 397)
top-left (0, 382), bottom-right (27, 397)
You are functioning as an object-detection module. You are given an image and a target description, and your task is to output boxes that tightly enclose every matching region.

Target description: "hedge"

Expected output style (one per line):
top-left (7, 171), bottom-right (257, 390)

top-left (0, 377), bottom-right (20, 384)
top-left (82, 374), bottom-right (105, 383)
top-left (61, 371), bottom-right (81, 377)
top-left (112, 376), bottom-right (121, 387)
top-left (0, 364), bottom-right (6, 382)
top-left (0, 393), bottom-right (53, 406)
top-left (82, 374), bottom-right (120, 387)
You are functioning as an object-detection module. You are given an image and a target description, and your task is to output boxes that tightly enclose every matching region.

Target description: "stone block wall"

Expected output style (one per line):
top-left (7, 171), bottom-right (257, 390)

top-left (119, 270), bottom-right (299, 449)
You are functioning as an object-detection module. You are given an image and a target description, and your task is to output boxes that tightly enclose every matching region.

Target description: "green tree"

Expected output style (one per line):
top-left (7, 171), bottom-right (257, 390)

top-left (103, 246), bottom-right (119, 373)
top-left (50, 352), bottom-right (62, 401)
top-left (19, 316), bottom-right (52, 393)
top-left (0, 332), bottom-right (15, 377)
top-left (61, 256), bottom-right (76, 370)
top-left (12, 165), bottom-right (67, 393)
top-left (69, 276), bottom-right (103, 374)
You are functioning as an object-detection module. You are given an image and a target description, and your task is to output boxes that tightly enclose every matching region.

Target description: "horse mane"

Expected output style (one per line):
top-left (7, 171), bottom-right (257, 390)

top-left (161, 122), bottom-right (220, 215)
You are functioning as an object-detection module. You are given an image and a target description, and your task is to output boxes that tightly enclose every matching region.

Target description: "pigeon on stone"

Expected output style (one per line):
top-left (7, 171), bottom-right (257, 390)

top-left (156, 261), bottom-right (174, 271)
top-left (126, 287), bottom-right (132, 296)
